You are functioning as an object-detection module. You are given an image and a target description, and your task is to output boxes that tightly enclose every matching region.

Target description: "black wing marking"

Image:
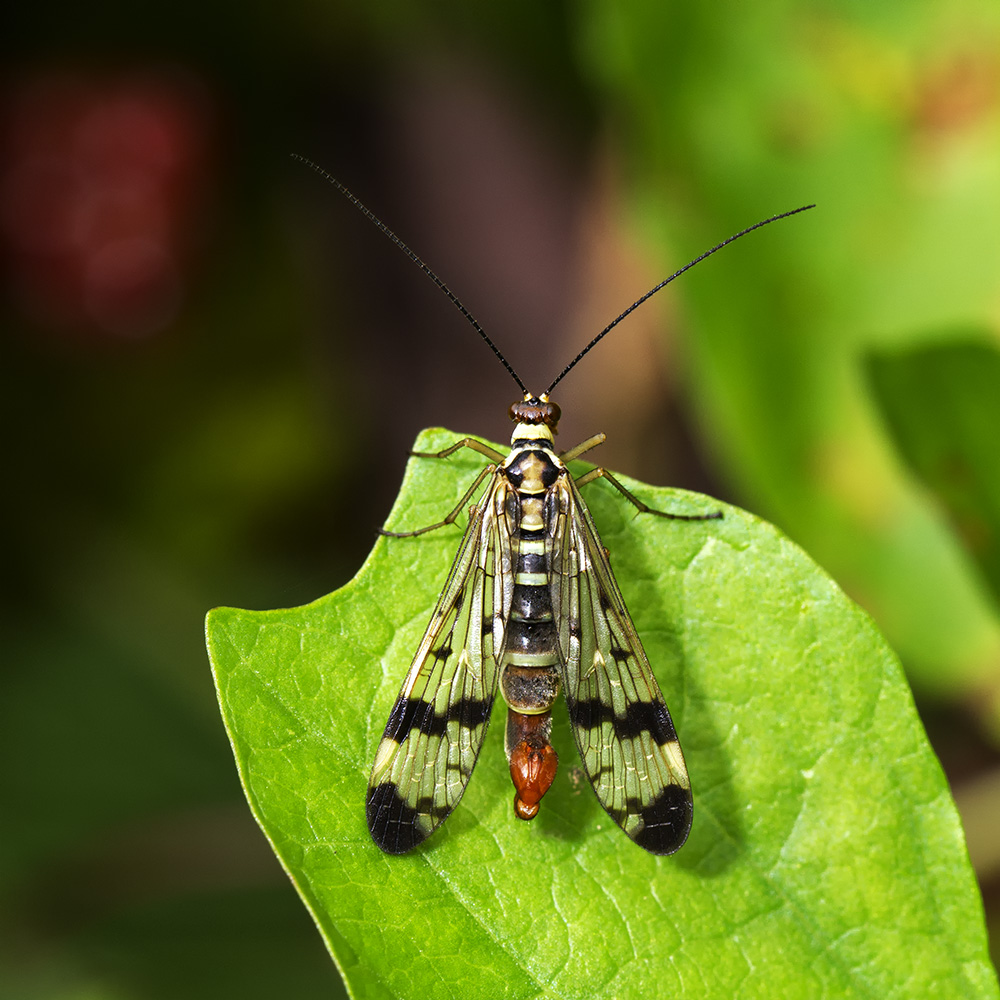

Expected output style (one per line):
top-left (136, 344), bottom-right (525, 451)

top-left (549, 476), bottom-right (693, 854)
top-left (367, 472), bottom-right (514, 853)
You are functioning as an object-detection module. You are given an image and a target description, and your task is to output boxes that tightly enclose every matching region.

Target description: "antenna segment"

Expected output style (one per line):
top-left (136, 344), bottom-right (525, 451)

top-left (543, 204), bottom-right (815, 395)
top-left (292, 154), bottom-right (528, 394)
top-left (294, 154), bottom-right (813, 399)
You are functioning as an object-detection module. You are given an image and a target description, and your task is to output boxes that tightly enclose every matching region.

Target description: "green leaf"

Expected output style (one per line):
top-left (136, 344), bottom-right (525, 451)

top-left (206, 428), bottom-right (997, 1000)
top-left (867, 338), bottom-right (1000, 612)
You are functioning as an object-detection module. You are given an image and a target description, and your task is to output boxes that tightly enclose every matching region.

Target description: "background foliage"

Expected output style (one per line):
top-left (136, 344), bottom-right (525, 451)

top-left (3, 0), bottom-right (1000, 996)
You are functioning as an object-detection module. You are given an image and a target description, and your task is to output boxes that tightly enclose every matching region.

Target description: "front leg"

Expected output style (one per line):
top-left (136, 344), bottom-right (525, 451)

top-left (411, 437), bottom-right (506, 463)
top-left (575, 467), bottom-right (722, 522)
top-left (560, 433), bottom-right (606, 463)
top-left (381, 463), bottom-right (498, 538)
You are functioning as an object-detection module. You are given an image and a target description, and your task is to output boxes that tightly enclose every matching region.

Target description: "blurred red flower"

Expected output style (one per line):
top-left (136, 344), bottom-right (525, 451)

top-left (2, 71), bottom-right (212, 339)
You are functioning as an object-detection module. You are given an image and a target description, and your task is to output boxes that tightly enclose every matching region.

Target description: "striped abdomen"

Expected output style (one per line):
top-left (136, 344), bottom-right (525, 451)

top-left (499, 447), bottom-right (563, 819)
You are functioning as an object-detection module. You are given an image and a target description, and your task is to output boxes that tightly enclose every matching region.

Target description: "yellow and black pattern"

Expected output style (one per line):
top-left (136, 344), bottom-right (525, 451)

top-left (300, 166), bottom-right (807, 856)
top-left (549, 476), bottom-right (692, 855)
top-left (366, 472), bottom-right (514, 854)
top-left (368, 406), bottom-right (695, 856)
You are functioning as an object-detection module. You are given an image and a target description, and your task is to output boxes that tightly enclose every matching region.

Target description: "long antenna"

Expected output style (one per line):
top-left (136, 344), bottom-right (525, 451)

top-left (544, 204), bottom-right (815, 396)
top-left (292, 154), bottom-right (529, 395)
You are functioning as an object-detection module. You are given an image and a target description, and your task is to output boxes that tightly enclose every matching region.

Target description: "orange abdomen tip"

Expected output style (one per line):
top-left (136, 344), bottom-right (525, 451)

top-left (509, 741), bottom-right (559, 821)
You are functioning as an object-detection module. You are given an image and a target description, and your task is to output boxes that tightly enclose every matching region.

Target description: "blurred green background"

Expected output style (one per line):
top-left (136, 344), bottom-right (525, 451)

top-left (3, 1), bottom-right (999, 996)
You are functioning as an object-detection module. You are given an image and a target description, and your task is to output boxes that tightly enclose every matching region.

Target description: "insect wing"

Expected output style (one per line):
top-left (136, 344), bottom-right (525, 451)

top-left (367, 472), bottom-right (513, 853)
top-left (549, 477), bottom-right (693, 854)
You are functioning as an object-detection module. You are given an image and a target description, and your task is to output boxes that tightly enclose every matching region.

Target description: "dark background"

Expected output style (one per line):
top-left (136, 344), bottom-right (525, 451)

top-left (3, 2), bottom-right (999, 996)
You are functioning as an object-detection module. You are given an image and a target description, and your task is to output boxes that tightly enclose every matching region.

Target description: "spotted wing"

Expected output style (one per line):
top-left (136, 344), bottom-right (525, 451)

top-left (367, 472), bottom-right (513, 854)
top-left (549, 475), bottom-right (693, 855)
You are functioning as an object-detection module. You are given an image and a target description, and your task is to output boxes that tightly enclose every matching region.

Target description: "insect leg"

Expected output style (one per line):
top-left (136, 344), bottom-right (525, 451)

top-left (380, 464), bottom-right (496, 537)
top-left (575, 467), bottom-right (722, 521)
top-left (411, 437), bottom-right (507, 463)
top-left (560, 433), bottom-right (606, 463)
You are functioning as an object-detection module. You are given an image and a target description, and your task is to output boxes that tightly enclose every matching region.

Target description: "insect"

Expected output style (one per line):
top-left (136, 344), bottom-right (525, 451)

top-left (296, 154), bottom-right (812, 854)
